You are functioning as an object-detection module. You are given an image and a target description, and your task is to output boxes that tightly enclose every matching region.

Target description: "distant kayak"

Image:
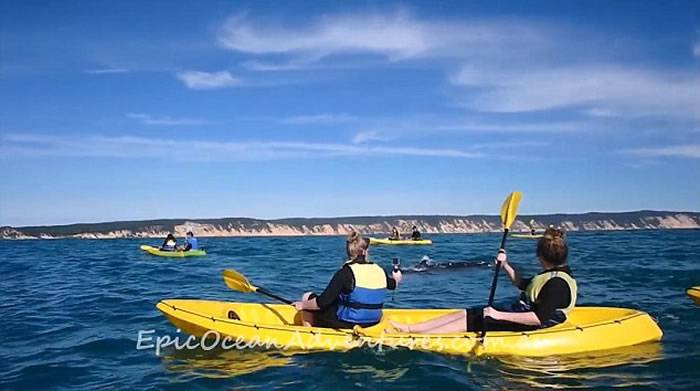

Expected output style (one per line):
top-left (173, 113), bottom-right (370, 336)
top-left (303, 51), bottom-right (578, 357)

top-left (511, 234), bottom-right (544, 239)
top-left (369, 238), bottom-right (432, 245)
top-left (687, 286), bottom-right (700, 305)
top-left (140, 245), bottom-right (206, 257)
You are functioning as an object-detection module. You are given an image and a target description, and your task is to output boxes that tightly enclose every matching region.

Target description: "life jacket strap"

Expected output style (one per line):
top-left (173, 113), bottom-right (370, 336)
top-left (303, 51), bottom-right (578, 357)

top-left (336, 301), bottom-right (384, 309)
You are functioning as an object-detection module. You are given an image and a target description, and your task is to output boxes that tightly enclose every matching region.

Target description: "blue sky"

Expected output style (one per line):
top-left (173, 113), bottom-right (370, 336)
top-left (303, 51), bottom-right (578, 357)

top-left (1, 1), bottom-right (699, 226)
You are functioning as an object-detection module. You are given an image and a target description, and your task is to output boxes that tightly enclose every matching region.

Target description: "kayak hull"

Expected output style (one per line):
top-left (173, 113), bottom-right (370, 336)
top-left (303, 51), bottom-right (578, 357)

top-left (511, 234), bottom-right (544, 239)
top-left (687, 286), bottom-right (700, 305)
top-left (156, 300), bottom-right (662, 357)
top-left (369, 238), bottom-right (433, 245)
top-left (140, 245), bottom-right (206, 257)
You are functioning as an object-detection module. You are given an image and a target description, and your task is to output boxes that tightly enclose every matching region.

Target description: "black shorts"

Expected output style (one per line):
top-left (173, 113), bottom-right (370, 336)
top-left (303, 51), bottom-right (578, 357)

top-left (466, 306), bottom-right (539, 332)
top-left (308, 293), bottom-right (378, 329)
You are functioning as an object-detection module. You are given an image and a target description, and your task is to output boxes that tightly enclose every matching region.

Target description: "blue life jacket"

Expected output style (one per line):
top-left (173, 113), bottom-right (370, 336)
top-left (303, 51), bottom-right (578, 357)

top-left (186, 237), bottom-right (198, 250)
top-left (336, 261), bottom-right (387, 325)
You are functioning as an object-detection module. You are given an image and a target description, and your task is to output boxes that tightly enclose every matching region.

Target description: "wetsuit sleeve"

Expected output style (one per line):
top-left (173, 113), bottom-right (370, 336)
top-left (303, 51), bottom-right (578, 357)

top-left (316, 267), bottom-right (354, 310)
top-left (386, 274), bottom-right (397, 290)
top-left (517, 276), bottom-right (532, 291)
top-left (533, 277), bottom-right (571, 323)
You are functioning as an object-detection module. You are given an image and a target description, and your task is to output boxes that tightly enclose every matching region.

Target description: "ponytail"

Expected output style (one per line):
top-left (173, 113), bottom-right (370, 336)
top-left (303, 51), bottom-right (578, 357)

top-left (537, 228), bottom-right (568, 265)
top-left (346, 231), bottom-right (369, 261)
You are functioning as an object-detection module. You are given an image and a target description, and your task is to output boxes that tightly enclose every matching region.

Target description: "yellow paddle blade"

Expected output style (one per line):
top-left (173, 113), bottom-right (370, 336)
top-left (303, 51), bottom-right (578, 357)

top-left (499, 191), bottom-right (522, 229)
top-left (222, 269), bottom-right (258, 293)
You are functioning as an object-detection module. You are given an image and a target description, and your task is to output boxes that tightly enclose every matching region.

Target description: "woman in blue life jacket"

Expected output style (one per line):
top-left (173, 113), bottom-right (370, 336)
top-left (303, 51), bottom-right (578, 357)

top-left (160, 234), bottom-right (177, 252)
top-left (388, 228), bottom-right (576, 333)
top-left (293, 231), bottom-right (402, 328)
top-left (183, 231), bottom-right (198, 251)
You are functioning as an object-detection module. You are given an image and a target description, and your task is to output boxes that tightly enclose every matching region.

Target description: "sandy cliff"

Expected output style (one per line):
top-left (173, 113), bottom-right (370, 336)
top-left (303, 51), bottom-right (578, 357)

top-left (2, 211), bottom-right (699, 239)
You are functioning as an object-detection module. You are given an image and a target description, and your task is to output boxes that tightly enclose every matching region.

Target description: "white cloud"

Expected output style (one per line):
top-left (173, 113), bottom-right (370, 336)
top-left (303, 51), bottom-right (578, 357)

top-left (452, 65), bottom-right (700, 118)
top-left (351, 131), bottom-right (391, 144)
top-left (622, 144), bottom-right (700, 159)
top-left (1, 133), bottom-right (480, 161)
top-left (436, 121), bottom-right (584, 133)
top-left (215, 11), bottom-right (700, 122)
top-left (280, 113), bottom-right (356, 125)
top-left (85, 68), bottom-right (129, 74)
top-left (126, 113), bottom-right (208, 126)
top-left (175, 70), bottom-right (239, 89)
top-left (217, 11), bottom-right (549, 62)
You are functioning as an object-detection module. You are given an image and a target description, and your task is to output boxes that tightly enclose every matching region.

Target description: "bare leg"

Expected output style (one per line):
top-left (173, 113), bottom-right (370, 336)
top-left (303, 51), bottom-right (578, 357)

top-left (388, 310), bottom-right (467, 333)
top-left (299, 292), bottom-right (314, 327)
top-left (410, 317), bottom-right (467, 334)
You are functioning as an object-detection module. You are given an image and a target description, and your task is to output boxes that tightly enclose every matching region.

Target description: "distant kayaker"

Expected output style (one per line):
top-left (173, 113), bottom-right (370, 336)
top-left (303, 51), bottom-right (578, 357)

top-left (388, 228), bottom-right (577, 333)
top-left (183, 231), bottom-right (198, 251)
top-left (389, 226), bottom-right (400, 241)
top-left (160, 234), bottom-right (177, 252)
top-left (411, 225), bottom-right (421, 240)
top-left (293, 231), bottom-right (402, 328)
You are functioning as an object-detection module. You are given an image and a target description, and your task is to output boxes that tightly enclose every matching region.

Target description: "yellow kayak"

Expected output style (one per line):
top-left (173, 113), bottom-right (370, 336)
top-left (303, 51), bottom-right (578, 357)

top-left (156, 300), bottom-right (662, 357)
top-left (369, 238), bottom-right (432, 245)
top-left (687, 286), bottom-right (700, 305)
top-left (511, 234), bottom-right (544, 239)
top-left (140, 245), bottom-right (206, 257)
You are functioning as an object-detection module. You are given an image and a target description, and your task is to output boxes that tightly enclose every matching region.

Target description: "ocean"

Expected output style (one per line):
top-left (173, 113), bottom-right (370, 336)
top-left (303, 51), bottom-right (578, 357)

top-left (1, 230), bottom-right (699, 389)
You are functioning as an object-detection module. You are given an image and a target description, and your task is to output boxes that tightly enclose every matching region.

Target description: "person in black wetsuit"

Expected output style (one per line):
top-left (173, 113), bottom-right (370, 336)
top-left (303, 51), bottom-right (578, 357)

top-left (292, 232), bottom-right (402, 328)
top-left (410, 225), bottom-right (421, 240)
top-left (388, 228), bottom-right (577, 333)
top-left (388, 226), bottom-right (400, 240)
top-left (160, 234), bottom-right (177, 251)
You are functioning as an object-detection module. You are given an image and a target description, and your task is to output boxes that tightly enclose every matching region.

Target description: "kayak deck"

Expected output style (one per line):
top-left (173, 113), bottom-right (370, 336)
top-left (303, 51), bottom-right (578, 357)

top-left (687, 286), bottom-right (700, 305)
top-left (369, 238), bottom-right (433, 245)
top-left (156, 300), bottom-right (662, 357)
top-left (140, 245), bottom-right (206, 257)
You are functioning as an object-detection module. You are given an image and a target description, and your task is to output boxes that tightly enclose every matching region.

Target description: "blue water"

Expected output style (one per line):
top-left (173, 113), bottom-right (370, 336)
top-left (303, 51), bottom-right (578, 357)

top-left (1, 230), bottom-right (699, 389)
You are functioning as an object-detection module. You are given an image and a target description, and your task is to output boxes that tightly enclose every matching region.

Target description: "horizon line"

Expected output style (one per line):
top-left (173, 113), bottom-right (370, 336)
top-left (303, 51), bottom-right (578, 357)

top-left (5, 209), bottom-right (700, 229)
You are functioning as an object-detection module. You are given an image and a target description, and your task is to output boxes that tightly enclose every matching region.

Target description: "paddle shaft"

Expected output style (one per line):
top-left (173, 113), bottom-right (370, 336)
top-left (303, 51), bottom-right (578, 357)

top-left (486, 229), bottom-right (510, 306)
top-left (257, 287), bottom-right (293, 305)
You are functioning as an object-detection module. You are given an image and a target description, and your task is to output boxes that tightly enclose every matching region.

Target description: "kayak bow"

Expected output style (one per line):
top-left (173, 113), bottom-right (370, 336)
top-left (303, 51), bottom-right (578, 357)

top-left (687, 286), bottom-right (700, 305)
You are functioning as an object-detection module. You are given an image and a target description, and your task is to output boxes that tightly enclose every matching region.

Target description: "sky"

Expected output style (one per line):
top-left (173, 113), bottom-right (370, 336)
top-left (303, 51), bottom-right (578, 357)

top-left (1, 0), bottom-right (699, 226)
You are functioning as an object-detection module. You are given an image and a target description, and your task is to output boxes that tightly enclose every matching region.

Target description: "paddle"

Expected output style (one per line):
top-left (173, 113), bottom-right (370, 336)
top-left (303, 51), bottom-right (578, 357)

top-left (482, 191), bottom-right (522, 335)
top-left (222, 268), bottom-right (293, 305)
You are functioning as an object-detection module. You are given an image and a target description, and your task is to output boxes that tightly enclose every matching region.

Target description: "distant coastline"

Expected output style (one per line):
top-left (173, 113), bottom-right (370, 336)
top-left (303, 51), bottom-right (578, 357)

top-left (1, 210), bottom-right (699, 240)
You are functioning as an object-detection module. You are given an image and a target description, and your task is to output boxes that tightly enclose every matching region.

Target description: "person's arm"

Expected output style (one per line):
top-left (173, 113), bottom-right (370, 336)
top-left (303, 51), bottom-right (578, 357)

top-left (483, 307), bottom-right (541, 326)
top-left (531, 278), bottom-right (571, 323)
top-left (497, 251), bottom-right (522, 288)
top-left (483, 278), bottom-right (571, 326)
top-left (386, 270), bottom-right (402, 290)
top-left (293, 268), bottom-right (351, 311)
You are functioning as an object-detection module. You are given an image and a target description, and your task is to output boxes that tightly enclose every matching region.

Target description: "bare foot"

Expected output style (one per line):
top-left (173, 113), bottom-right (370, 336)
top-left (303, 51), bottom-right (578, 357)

top-left (386, 319), bottom-right (411, 333)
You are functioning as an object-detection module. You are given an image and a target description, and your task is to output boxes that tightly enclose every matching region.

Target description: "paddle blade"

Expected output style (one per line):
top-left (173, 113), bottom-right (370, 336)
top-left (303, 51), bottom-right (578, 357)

top-left (222, 269), bottom-right (258, 293)
top-left (499, 191), bottom-right (522, 229)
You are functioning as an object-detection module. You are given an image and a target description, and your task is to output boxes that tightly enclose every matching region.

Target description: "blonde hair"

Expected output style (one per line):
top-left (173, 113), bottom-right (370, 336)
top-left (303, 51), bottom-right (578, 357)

top-left (346, 231), bottom-right (369, 261)
top-left (537, 228), bottom-right (568, 265)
